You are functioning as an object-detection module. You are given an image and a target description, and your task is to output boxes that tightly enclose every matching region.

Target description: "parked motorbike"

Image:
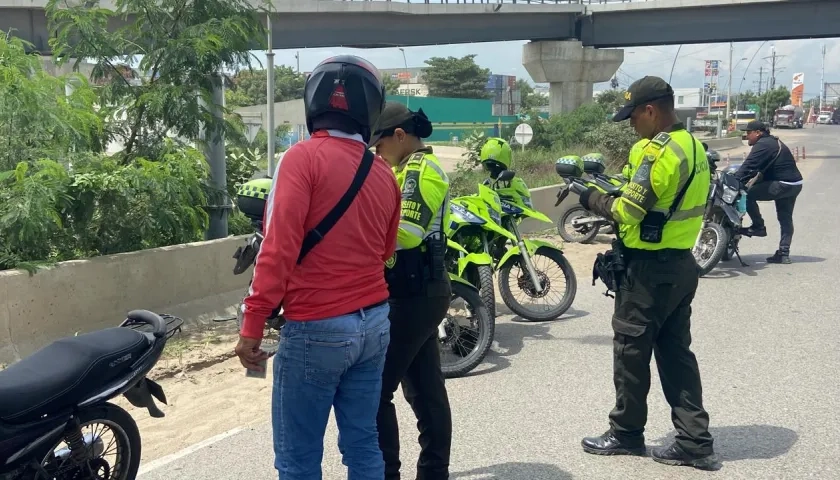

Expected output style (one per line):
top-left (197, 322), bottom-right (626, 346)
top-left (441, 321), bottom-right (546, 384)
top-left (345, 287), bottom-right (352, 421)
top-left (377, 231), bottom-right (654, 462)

top-left (444, 178), bottom-right (514, 321)
top-left (0, 310), bottom-right (182, 480)
top-left (692, 154), bottom-right (749, 276)
top-left (555, 155), bottom-right (627, 244)
top-left (448, 170), bottom-right (577, 322)
top-left (440, 240), bottom-right (495, 379)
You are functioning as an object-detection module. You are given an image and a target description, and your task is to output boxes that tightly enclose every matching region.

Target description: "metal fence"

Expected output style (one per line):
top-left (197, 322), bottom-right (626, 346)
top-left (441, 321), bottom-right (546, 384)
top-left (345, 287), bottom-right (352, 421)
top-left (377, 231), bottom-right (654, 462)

top-left (334, 1), bottom-right (641, 4)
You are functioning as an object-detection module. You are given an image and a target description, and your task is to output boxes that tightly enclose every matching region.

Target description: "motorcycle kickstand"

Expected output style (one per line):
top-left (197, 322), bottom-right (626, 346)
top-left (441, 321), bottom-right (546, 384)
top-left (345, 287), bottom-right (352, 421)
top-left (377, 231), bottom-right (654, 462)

top-left (733, 247), bottom-right (749, 267)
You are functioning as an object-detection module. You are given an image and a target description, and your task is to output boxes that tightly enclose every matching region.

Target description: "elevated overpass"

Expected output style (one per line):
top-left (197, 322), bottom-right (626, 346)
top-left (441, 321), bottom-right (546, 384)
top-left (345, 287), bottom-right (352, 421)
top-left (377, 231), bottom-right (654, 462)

top-left (2, 0), bottom-right (838, 113)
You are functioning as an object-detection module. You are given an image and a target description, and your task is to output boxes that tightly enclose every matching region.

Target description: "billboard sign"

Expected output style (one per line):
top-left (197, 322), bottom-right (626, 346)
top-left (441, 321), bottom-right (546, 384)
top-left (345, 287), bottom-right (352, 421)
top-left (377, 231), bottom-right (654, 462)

top-left (791, 73), bottom-right (805, 106)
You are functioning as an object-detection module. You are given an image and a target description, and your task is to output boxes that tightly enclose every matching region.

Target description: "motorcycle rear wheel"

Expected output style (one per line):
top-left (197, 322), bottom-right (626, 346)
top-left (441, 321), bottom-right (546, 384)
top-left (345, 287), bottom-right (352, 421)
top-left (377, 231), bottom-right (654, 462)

top-left (556, 204), bottom-right (601, 244)
top-left (439, 282), bottom-right (494, 379)
top-left (694, 222), bottom-right (729, 277)
top-left (36, 402), bottom-right (141, 480)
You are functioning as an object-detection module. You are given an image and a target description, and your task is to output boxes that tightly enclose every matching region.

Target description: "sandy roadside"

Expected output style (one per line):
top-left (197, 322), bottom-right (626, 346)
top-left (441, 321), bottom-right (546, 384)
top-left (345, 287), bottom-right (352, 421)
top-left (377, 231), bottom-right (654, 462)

top-left (127, 143), bottom-right (824, 464)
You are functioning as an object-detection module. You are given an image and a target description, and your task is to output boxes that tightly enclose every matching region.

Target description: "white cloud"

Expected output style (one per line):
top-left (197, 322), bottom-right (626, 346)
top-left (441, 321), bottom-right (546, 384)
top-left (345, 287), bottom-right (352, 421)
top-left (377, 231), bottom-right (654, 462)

top-left (251, 38), bottom-right (839, 101)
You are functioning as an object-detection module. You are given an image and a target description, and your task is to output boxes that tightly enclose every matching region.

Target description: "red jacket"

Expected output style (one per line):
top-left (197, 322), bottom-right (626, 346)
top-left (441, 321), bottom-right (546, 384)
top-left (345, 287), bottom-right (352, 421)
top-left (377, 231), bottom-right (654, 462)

top-left (240, 130), bottom-right (401, 340)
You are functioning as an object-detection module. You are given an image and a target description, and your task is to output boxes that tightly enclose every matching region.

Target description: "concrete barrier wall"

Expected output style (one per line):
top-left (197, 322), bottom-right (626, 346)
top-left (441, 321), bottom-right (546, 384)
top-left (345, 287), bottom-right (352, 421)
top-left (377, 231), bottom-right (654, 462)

top-left (0, 237), bottom-right (251, 365)
top-left (703, 137), bottom-right (744, 151)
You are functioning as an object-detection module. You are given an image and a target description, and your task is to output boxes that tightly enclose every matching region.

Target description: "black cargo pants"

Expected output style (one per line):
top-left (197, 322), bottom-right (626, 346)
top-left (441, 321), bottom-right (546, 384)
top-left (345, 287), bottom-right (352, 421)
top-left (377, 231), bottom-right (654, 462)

top-left (745, 180), bottom-right (802, 252)
top-left (377, 278), bottom-right (452, 480)
top-left (608, 248), bottom-right (714, 456)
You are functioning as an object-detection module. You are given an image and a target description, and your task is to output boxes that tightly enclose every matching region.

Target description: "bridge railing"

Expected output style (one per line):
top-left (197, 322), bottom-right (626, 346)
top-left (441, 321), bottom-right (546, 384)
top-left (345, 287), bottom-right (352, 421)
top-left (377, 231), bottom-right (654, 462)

top-left (333, 1), bottom-right (641, 4)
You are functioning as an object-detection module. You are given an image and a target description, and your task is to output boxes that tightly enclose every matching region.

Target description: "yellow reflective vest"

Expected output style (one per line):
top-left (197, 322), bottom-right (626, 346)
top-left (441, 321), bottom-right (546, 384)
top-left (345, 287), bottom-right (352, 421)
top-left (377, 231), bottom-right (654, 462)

top-left (611, 126), bottom-right (710, 250)
top-left (393, 147), bottom-right (450, 250)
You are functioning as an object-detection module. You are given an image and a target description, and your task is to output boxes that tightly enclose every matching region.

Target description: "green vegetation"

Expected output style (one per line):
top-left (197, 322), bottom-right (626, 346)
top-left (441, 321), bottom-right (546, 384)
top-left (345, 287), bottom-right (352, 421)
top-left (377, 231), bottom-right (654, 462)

top-left (1, 0), bottom-right (266, 271)
top-left (423, 55), bottom-right (491, 99)
top-left (449, 102), bottom-right (637, 198)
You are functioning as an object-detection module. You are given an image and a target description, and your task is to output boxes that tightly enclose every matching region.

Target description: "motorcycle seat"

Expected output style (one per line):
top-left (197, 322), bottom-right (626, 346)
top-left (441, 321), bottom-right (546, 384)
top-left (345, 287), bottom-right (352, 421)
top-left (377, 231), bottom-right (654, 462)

top-left (0, 327), bottom-right (149, 424)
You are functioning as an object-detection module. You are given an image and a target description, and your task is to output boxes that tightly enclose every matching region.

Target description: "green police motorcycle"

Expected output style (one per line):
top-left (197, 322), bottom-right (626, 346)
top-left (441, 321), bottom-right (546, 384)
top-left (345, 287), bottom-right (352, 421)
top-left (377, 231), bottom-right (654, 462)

top-left (447, 170), bottom-right (578, 322)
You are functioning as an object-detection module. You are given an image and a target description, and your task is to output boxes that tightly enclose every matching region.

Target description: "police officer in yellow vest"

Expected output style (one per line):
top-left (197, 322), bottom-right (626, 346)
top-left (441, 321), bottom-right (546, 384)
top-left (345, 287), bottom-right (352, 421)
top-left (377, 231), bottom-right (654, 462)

top-left (369, 102), bottom-right (452, 480)
top-left (576, 77), bottom-right (719, 471)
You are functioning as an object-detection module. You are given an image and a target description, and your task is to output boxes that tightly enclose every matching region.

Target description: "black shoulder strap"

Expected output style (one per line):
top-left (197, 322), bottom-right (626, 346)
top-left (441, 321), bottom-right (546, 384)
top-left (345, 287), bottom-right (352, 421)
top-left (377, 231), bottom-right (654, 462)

top-left (758, 138), bottom-right (783, 174)
top-left (297, 149), bottom-right (375, 264)
top-left (666, 138), bottom-right (697, 220)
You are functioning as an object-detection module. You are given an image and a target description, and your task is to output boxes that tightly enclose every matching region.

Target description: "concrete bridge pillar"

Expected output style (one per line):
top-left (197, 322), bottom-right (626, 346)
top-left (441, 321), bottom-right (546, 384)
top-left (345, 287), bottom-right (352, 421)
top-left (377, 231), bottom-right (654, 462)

top-left (522, 40), bottom-right (624, 115)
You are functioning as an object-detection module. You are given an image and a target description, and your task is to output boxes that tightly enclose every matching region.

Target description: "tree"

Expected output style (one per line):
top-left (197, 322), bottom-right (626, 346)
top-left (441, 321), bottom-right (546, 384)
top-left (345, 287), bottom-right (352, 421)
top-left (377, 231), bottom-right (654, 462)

top-left (594, 89), bottom-right (625, 114)
top-left (46, 0), bottom-right (265, 161)
top-left (382, 75), bottom-right (401, 96)
top-left (423, 55), bottom-right (490, 99)
top-left (225, 66), bottom-right (306, 108)
top-left (517, 79), bottom-right (548, 110)
top-left (0, 35), bottom-right (102, 171)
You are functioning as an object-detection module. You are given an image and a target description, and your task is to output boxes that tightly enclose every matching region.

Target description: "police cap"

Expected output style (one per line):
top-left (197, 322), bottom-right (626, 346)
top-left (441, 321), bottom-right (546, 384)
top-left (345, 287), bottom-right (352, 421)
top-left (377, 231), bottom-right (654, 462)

top-left (612, 76), bottom-right (675, 122)
top-left (368, 102), bottom-right (433, 147)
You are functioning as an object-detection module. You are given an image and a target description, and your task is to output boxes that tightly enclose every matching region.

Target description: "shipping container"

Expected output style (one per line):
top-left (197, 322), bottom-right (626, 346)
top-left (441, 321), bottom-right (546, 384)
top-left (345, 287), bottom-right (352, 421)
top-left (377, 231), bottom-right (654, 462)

top-left (507, 75), bottom-right (516, 88)
top-left (385, 94), bottom-right (520, 142)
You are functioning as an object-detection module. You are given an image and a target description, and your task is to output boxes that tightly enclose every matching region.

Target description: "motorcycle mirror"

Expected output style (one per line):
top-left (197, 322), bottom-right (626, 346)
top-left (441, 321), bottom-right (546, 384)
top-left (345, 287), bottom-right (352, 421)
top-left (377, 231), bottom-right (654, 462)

top-left (701, 142), bottom-right (709, 150)
top-left (497, 170), bottom-right (516, 183)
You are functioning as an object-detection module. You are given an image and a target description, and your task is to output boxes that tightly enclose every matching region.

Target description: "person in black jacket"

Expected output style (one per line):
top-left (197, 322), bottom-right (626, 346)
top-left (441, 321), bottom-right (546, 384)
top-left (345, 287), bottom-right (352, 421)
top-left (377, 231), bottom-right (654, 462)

top-left (734, 121), bottom-right (803, 264)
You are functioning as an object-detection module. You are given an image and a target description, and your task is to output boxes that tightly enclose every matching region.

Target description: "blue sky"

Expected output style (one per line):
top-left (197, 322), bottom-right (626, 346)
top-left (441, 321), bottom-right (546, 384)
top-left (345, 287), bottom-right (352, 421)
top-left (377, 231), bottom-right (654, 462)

top-left (248, 38), bottom-right (839, 100)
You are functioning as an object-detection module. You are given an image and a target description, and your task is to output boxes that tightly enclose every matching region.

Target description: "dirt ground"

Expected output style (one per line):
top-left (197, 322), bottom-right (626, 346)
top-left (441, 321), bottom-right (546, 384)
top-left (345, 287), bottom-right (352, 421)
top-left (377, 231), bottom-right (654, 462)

top-left (119, 235), bottom-right (606, 463)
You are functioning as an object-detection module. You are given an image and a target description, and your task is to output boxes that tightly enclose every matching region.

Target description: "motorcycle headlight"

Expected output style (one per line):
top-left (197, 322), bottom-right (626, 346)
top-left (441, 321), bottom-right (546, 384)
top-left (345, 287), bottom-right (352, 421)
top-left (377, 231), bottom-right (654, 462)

top-left (488, 208), bottom-right (501, 225)
top-left (721, 185), bottom-right (738, 204)
top-left (451, 203), bottom-right (485, 225)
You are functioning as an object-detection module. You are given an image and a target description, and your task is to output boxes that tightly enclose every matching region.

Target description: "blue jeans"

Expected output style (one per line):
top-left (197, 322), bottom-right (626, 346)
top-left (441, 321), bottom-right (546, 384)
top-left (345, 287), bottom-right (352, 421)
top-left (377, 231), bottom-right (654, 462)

top-left (272, 302), bottom-right (391, 480)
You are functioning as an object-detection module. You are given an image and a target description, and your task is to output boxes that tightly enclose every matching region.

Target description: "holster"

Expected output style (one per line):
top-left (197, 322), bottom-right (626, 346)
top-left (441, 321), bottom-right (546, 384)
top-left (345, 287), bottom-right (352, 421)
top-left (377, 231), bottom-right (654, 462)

top-left (385, 247), bottom-right (426, 298)
top-left (424, 231), bottom-right (447, 281)
top-left (591, 238), bottom-right (626, 297)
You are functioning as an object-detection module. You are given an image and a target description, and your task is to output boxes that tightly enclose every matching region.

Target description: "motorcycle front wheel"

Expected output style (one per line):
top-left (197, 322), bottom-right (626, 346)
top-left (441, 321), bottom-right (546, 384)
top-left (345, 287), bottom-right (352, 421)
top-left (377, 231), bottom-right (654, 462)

top-left (556, 204), bottom-right (601, 244)
top-left (694, 222), bottom-right (729, 277)
top-left (498, 248), bottom-right (577, 322)
top-left (439, 281), bottom-right (494, 379)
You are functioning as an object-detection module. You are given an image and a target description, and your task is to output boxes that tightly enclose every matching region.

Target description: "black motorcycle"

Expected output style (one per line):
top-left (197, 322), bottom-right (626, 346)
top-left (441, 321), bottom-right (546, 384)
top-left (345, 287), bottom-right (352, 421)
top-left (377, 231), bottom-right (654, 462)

top-left (555, 156), bottom-right (626, 243)
top-left (692, 147), bottom-right (749, 276)
top-left (0, 310), bottom-right (182, 480)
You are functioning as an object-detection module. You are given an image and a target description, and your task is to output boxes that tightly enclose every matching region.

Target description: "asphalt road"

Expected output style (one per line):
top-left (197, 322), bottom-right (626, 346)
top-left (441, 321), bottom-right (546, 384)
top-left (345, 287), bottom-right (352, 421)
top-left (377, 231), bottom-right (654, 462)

top-left (140, 126), bottom-right (839, 480)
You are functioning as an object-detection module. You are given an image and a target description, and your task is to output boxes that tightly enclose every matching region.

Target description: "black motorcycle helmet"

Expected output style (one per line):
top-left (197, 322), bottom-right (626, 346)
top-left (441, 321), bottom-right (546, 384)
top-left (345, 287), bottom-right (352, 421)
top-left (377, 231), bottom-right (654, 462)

top-left (304, 55), bottom-right (385, 144)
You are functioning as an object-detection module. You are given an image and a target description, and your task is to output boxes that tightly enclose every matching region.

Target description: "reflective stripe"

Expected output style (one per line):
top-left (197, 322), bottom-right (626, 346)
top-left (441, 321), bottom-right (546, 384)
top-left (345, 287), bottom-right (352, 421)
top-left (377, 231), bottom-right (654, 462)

top-left (424, 158), bottom-right (448, 182)
top-left (668, 204), bottom-right (706, 221)
top-left (399, 221), bottom-right (425, 240)
top-left (666, 140), bottom-right (691, 194)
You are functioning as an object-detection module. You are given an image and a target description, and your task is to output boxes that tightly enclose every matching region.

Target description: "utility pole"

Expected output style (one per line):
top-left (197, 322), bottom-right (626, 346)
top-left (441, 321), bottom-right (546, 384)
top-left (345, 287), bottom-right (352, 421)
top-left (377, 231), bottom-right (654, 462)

top-left (266, 11), bottom-right (276, 176)
top-left (820, 43), bottom-right (826, 112)
top-left (757, 66), bottom-right (764, 95)
top-left (295, 51), bottom-right (300, 74)
top-left (725, 42), bottom-right (733, 135)
top-left (762, 46), bottom-right (785, 93)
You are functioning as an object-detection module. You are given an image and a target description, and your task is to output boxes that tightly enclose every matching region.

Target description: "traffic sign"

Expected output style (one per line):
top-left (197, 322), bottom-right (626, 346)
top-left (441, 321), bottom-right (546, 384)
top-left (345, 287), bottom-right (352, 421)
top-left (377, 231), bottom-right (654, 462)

top-left (240, 112), bottom-right (263, 144)
top-left (514, 123), bottom-right (533, 148)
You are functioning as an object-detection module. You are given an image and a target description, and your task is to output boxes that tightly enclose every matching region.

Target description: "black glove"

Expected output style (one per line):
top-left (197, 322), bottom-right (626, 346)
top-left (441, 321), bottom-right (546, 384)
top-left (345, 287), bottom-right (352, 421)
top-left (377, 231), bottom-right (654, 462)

top-left (579, 186), bottom-right (597, 209)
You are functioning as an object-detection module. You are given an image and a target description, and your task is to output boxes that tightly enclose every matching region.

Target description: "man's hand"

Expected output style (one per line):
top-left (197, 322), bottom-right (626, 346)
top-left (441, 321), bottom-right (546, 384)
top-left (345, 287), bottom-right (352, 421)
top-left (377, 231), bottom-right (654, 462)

top-left (235, 335), bottom-right (271, 371)
top-left (579, 186), bottom-right (597, 209)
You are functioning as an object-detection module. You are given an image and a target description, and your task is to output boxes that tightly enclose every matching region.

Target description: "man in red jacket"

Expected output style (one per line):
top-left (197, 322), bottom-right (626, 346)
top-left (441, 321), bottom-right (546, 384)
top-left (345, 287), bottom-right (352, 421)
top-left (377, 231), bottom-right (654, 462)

top-left (235, 55), bottom-right (401, 480)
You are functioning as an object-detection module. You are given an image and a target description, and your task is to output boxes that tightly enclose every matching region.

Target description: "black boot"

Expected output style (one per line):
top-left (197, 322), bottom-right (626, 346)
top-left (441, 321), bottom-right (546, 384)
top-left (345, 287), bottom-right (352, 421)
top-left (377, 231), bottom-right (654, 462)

top-left (650, 443), bottom-right (721, 471)
top-left (740, 225), bottom-right (767, 237)
top-left (766, 249), bottom-right (791, 264)
top-left (581, 431), bottom-right (646, 456)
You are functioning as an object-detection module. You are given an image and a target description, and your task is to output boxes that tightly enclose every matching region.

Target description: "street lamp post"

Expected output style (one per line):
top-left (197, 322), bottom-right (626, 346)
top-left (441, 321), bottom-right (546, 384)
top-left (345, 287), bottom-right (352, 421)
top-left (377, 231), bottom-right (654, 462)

top-left (399, 47), bottom-right (409, 109)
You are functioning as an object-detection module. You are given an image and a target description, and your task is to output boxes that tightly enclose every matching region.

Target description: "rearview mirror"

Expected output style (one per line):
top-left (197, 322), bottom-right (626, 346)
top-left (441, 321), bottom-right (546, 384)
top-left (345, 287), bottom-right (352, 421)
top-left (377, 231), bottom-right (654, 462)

top-left (497, 170), bottom-right (516, 183)
top-left (701, 142), bottom-right (709, 150)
